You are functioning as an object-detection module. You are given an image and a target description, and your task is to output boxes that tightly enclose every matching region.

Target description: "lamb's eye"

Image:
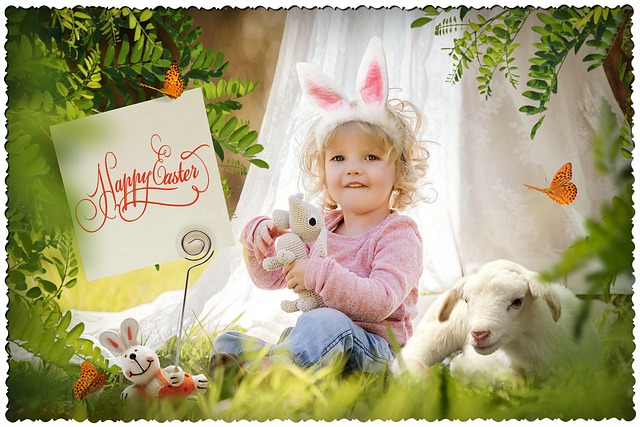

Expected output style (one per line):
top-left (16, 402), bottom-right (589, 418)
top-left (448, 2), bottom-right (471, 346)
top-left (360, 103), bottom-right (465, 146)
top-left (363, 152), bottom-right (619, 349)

top-left (510, 298), bottom-right (523, 309)
top-left (309, 217), bottom-right (317, 227)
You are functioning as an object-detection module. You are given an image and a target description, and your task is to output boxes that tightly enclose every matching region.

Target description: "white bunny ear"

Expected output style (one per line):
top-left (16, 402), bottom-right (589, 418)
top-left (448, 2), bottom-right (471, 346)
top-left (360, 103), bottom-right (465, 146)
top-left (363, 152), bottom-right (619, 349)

top-left (120, 318), bottom-right (139, 347)
top-left (355, 36), bottom-right (388, 107)
top-left (297, 62), bottom-right (350, 112)
top-left (99, 330), bottom-right (126, 355)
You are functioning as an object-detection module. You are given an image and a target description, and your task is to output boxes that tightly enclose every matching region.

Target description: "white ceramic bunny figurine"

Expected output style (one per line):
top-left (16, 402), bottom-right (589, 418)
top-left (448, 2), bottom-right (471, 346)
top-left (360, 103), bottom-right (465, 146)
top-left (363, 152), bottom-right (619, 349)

top-left (99, 318), bottom-right (207, 400)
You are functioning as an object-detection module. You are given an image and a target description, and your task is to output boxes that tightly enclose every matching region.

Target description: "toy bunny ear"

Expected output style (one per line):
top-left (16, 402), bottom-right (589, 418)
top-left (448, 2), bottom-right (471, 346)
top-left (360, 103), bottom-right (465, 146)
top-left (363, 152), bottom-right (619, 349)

top-left (99, 330), bottom-right (127, 355)
top-left (120, 318), bottom-right (139, 347)
top-left (355, 36), bottom-right (388, 107)
top-left (297, 62), bottom-right (350, 112)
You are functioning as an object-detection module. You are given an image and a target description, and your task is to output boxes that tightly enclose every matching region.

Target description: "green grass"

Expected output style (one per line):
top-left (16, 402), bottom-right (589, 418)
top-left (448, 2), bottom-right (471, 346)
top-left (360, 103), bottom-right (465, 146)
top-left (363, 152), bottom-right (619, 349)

top-left (6, 296), bottom-right (636, 422)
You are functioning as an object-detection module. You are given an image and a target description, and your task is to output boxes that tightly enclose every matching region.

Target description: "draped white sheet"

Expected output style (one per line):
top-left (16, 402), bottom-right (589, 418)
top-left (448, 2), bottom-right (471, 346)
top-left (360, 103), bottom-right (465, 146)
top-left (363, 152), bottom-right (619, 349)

top-left (71, 8), bottom-right (627, 355)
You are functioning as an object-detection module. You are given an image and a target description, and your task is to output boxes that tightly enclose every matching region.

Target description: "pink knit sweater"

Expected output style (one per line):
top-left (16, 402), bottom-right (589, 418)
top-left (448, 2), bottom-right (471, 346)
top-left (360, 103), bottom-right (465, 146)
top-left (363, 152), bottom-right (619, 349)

top-left (240, 210), bottom-right (422, 346)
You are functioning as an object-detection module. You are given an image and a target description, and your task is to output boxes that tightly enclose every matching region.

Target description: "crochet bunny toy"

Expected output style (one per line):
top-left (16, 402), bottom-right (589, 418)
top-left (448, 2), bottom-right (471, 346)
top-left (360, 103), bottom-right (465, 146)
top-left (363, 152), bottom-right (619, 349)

top-left (262, 193), bottom-right (327, 313)
top-left (99, 318), bottom-right (207, 400)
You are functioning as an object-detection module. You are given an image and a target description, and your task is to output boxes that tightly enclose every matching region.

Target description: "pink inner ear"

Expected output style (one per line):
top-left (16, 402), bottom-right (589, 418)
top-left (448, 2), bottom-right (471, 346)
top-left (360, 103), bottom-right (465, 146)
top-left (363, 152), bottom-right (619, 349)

top-left (307, 80), bottom-right (345, 111)
top-left (360, 60), bottom-right (384, 104)
top-left (126, 327), bottom-right (133, 341)
top-left (107, 338), bottom-right (120, 349)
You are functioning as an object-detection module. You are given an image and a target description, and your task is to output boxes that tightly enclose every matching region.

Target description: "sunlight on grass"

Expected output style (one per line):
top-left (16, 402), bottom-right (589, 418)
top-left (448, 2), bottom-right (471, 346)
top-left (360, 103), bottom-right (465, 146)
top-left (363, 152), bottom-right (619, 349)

top-left (7, 296), bottom-right (635, 422)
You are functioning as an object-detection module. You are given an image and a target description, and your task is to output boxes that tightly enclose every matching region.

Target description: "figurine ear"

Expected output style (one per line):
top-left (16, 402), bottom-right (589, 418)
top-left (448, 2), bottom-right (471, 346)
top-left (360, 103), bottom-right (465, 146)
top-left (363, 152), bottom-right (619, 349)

top-left (99, 330), bottom-right (126, 355)
top-left (120, 318), bottom-right (139, 347)
top-left (297, 62), bottom-right (350, 112)
top-left (355, 37), bottom-right (388, 107)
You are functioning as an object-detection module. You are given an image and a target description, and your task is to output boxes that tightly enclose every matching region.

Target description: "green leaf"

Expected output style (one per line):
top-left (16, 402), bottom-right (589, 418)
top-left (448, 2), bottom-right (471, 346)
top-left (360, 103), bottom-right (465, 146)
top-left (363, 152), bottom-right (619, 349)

top-left (537, 12), bottom-right (557, 26)
top-left (522, 90), bottom-right (543, 101)
top-left (26, 287), bottom-right (42, 298)
top-left (250, 158), bottom-right (269, 169)
top-left (243, 144), bottom-right (264, 156)
top-left (67, 322), bottom-right (85, 342)
top-left (530, 115), bottom-right (546, 139)
top-left (130, 35), bottom-right (144, 63)
top-left (238, 131), bottom-right (258, 149)
top-left (140, 9), bottom-right (153, 22)
top-left (229, 124), bottom-right (249, 143)
top-left (210, 112), bottom-right (226, 133)
top-left (56, 311), bottom-right (72, 335)
top-left (192, 50), bottom-right (206, 69)
top-left (55, 82), bottom-right (68, 97)
top-left (519, 105), bottom-right (538, 115)
top-left (411, 17), bottom-right (435, 28)
top-left (117, 34), bottom-right (130, 65)
top-left (212, 138), bottom-right (224, 161)
top-left (38, 279), bottom-right (58, 294)
top-left (218, 116), bottom-right (238, 138)
top-left (38, 327), bottom-right (57, 358)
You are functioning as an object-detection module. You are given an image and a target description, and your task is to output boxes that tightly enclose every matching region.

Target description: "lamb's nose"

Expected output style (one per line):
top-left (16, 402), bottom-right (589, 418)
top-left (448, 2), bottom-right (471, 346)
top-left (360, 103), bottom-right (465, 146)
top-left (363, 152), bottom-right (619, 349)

top-left (471, 330), bottom-right (491, 343)
top-left (129, 353), bottom-right (137, 360)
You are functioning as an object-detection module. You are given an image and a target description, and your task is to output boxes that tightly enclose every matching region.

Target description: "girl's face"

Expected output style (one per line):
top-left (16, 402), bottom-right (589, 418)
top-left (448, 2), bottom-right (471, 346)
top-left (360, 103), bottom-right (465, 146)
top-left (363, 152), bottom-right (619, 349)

top-left (324, 127), bottom-right (396, 219)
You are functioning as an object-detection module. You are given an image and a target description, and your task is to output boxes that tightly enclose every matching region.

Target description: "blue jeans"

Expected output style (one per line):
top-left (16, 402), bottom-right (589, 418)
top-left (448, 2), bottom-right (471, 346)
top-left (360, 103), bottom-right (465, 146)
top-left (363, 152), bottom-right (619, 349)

top-left (212, 308), bottom-right (393, 373)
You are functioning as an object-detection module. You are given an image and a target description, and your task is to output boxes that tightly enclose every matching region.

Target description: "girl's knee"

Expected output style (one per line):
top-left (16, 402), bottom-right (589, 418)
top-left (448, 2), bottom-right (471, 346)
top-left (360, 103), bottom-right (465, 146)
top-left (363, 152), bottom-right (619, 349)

top-left (213, 330), bottom-right (271, 356)
top-left (212, 331), bottom-right (241, 353)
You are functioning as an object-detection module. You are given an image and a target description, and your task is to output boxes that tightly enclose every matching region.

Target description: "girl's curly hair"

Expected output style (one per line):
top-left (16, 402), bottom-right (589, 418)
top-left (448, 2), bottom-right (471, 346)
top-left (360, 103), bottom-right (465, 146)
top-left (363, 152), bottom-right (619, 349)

top-left (300, 100), bottom-right (430, 211)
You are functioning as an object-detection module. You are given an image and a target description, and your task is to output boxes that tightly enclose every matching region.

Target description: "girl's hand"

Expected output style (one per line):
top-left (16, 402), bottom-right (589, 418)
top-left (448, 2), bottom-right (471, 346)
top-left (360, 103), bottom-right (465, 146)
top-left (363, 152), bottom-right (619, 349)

top-left (252, 219), bottom-right (285, 262)
top-left (283, 258), bottom-right (308, 293)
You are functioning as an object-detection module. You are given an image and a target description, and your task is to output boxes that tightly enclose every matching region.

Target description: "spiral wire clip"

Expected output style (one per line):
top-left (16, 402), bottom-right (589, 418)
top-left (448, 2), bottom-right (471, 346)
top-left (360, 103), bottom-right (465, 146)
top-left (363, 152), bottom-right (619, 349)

top-left (174, 229), bottom-right (215, 370)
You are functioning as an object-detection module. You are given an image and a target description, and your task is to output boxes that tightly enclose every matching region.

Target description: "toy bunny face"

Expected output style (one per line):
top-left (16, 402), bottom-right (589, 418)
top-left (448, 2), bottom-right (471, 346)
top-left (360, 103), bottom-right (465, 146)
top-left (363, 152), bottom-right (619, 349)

top-left (287, 193), bottom-right (325, 242)
top-left (99, 318), bottom-right (161, 386)
top-left (119, 344), bottom-right (161, 386)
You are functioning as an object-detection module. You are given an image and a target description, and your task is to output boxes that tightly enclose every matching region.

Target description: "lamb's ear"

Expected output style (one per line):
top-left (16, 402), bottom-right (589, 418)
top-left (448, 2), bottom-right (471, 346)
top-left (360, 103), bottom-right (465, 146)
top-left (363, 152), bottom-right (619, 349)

top-left (297, 62), bottom-right (349, 112)
top-left (355, 36), bottom-right (388, 107)
top-left (120, 318), bottom-right (139, 347)
top-left (99, 330), bottom-right (126, 355)
top-left (438, 279), bottom-right (465, 322)
top-left (527, 277), bottom-right (562, 322)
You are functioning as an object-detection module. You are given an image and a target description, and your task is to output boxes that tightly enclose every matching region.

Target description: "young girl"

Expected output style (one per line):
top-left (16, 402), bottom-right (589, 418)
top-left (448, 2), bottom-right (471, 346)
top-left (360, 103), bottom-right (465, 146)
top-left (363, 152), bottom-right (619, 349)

top-left (212, 37), bottom-right (429, 375)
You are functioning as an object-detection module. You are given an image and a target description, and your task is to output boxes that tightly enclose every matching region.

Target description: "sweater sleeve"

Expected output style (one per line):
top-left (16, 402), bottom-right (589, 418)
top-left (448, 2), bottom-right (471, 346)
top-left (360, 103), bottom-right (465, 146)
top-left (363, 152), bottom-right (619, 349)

top-left (240, 216), bottom-right (287, 291)
top-left (305, 217), bottom-right (422, 322)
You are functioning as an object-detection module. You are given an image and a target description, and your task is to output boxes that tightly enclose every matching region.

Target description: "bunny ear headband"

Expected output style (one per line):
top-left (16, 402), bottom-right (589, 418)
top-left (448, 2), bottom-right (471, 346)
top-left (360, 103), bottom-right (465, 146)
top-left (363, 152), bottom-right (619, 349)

top-left (297, 36), bottom-right (404, 149)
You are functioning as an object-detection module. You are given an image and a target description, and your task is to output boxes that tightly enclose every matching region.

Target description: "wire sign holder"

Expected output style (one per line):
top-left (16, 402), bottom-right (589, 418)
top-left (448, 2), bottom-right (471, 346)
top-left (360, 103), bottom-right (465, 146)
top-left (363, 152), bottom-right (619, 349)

top-left (173, 229), bottom-right (216, 370)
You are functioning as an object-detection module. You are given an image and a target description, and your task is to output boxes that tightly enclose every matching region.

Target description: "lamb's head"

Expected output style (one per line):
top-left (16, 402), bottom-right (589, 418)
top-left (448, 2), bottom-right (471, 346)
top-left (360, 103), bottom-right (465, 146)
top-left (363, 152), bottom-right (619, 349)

top-left (439, 259), bottom-right (561, 356)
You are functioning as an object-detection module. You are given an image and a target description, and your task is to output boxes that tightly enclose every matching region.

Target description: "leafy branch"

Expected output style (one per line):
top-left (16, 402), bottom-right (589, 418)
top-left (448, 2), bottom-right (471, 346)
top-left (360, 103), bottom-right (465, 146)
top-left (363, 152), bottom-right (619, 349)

top-left (412, 6), bottom-right (632, 138)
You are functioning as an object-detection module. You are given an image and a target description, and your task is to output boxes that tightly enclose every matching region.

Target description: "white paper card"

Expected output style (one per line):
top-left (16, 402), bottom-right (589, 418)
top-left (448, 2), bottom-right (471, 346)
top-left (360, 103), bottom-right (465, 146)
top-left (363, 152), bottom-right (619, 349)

top-left (51, 89), bottom-right (234, 280)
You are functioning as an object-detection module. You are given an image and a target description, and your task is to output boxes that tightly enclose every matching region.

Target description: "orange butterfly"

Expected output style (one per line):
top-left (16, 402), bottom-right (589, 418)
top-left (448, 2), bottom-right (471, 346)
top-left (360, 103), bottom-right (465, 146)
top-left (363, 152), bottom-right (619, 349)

top-left (138, 60), bottom-right (185, 99)
top-left (524, 162), bottom-right (577, 205)
top-left (74, 361), bottom-right (106, 400)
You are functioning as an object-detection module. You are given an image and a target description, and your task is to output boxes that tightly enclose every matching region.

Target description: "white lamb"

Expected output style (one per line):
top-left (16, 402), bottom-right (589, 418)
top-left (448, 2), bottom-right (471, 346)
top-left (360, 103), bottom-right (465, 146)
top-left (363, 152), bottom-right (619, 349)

top-left (394, 259), bottom-right (603, 381)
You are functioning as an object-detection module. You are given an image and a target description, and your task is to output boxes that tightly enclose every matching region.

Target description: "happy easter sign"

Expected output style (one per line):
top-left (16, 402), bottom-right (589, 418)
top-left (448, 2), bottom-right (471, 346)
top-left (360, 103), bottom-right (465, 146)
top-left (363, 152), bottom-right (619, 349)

top-left (51, 89), bottom-right (234, 280)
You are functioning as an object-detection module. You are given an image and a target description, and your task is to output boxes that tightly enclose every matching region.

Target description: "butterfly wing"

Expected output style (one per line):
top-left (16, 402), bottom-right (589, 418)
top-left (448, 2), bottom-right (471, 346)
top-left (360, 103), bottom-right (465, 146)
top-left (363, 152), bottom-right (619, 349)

top-left (548, 182), bottom-right (578, 205)
top-left (138, 60), bottom-right (184, 99)
top-left (549, 163), bottom-right (572, 188)
top-left (74, 361), bottom-right (105, 399)
top-left (524, 162), bottom-right (577, 205)
top-left (162, 60), bottom-right (185, 99)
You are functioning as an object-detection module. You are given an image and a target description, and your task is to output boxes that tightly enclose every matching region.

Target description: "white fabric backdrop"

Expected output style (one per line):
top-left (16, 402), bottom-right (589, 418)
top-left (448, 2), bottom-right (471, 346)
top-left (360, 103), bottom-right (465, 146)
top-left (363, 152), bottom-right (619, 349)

top-left (71, 8), bottom-right (627, 354)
